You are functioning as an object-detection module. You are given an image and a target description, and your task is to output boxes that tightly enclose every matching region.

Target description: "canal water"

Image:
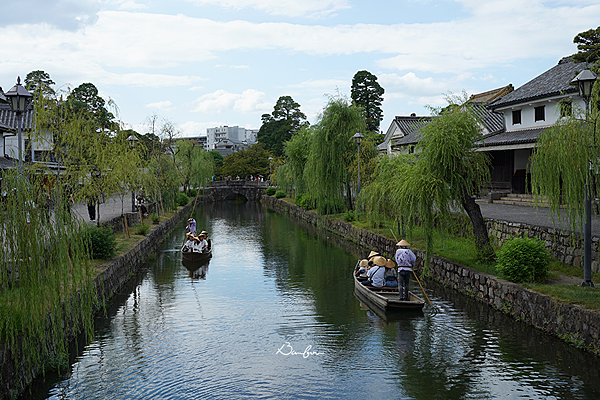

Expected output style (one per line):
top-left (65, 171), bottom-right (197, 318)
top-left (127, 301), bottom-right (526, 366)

top-left (24, 201), bottom-right (600, 399)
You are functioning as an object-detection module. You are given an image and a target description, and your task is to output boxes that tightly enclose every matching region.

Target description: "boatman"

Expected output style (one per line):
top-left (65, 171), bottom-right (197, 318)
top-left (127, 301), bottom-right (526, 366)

top-left (395, 239), bottom-right (416, 301)
top-left (186, 218), bottom-right (197, 235)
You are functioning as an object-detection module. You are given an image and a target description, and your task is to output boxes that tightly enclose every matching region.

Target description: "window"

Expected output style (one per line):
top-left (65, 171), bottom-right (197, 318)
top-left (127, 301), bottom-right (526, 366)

top-left (512, 110), bottom-right (521, 125)
top-left (535, 106), bottom-right (545, 122)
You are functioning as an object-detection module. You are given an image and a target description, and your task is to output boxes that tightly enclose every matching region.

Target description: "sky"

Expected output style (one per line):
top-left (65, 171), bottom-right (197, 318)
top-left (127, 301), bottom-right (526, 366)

top-left (1, 0), bottom-right (599, 138)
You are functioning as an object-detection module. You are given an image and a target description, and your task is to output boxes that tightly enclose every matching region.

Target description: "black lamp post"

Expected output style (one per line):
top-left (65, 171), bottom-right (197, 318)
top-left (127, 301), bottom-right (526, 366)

top-left (127, 134), bottom-right (139, 212)
top-left (353, 131), bottom-right (364, 213)
top-left (572, 68), bottom-right (598, 287)
top-left (5, 77), bottom-right (33, 174)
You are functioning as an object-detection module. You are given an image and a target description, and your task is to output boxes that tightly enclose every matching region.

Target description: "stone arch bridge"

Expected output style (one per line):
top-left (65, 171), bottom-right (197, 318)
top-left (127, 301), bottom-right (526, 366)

top-left (202, 180), bottom-right (268, 202)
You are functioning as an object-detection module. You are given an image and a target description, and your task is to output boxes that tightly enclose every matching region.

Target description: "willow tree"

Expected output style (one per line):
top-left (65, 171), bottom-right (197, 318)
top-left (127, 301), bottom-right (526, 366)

top-left (362, 101), bottom-right (493, 266)
top-left (175, 139), bottom-right (214, 192)
top-left (305, 95), bottom-right (369, 214)
top-left (279, 125), bottom-right (314, 196)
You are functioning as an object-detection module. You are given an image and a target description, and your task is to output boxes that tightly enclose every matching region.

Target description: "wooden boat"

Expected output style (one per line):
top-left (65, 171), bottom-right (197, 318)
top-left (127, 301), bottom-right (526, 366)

top-left (181, 247), bottom-right (212, 262)
top-left (353, 261), bottom-right (425, 312)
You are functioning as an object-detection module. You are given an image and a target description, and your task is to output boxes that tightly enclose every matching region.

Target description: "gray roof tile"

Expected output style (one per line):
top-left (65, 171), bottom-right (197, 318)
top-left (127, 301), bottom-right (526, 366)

top-left (489, 57), bottom-right (585, 109)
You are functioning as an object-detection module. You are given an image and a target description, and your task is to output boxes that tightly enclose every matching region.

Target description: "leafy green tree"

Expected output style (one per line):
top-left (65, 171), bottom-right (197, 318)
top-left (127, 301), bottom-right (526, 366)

top-left (222, 143), bottom-right (273, 179)
top-left (24, 70), bottom-right (56, 98)
top-left (67, 82), bottom-right (116, 131)
top-left (258, 95), bottom-right (307, 156)
top-left (351, 70), bottom-right (384, 133)
top-left (362, 99), bottom-right (494, 265)
top-left (175, 139), bottom-right (214, 192)
top-left (573, 26), bottom-right (600, 64)
top-left (280, 125), bottom-right (314, 195)
top-left (305, 95), bottom-right (370, 213)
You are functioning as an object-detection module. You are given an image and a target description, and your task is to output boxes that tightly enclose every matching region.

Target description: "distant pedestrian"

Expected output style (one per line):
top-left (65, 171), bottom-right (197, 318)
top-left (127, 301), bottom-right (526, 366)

top-left (86, 196), bottom-right (96, 223)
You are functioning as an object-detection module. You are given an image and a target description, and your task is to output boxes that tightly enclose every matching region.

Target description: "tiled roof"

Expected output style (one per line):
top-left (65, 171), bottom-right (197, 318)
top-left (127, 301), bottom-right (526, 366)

top-left (393, 116), bottom-right (430, 137)
top-left (477, 127), bottom-right (546, 147)
top-left (0, 103), bottom-right (34, 131)
top-left (469, 84), bottom-right (514, 103)
top-left (489, 57), bottom-right (585, 109)
top-left (0, 156), bottom-right (15, 169)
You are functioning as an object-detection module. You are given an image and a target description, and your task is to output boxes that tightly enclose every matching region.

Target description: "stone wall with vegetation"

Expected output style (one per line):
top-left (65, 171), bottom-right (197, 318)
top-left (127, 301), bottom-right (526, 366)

top-left (261, 196), bottom-right (600, 355)
top-left (485, 219), bottom-right (599, 273)
top-left (0, 204), bottom-right (192, 400)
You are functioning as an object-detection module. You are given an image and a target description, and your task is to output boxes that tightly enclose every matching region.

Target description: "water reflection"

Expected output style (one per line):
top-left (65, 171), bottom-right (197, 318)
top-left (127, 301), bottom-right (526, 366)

top-left (22, 201), bottom-right (600, 400)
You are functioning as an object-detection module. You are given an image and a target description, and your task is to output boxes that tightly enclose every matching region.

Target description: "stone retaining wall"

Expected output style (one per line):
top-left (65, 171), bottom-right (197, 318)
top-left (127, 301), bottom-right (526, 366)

top-left (486, 219), bottom-right (599, 273)
top-left (0, 204), bottom-right (192, 400)
top-left (261, 196), bottom-right (600, 355)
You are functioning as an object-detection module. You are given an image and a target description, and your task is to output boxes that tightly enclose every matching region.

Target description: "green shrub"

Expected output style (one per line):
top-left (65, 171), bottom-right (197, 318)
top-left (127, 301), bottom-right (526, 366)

top-left (175, 192), bottom-right (190, 206)
top-left (137, 224), bottom-right (151, 236)
top-left (265, 187), bottom-right (277, 196)
top-left (151, 213), bottom-right (159, 223)
top-left (86, 226), bottom-right (117, 259)
top-left (496, 237), bottom-right (550, 282)
top-left (317, 199), bottom-right (346, 215)
top-left (295, 193), bottom-right (316, 210)
top-left (275, 190), bottom-right (286, 199)
top-left (343, 210), bottom-right (356, 222)
top-left (186, 188), bottom-right (197, 198)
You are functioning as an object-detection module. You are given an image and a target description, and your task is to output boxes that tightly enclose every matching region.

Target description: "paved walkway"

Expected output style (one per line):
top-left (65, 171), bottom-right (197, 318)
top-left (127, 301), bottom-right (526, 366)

top-left (72, 196), bottom-right (137, 225)
top-left (72, 194), bottom-right (600, 237)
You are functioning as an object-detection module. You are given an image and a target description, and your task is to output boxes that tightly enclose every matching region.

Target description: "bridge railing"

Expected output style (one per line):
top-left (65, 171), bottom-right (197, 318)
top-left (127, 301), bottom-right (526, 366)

top-left (211, 180), bottom-right (269, 189)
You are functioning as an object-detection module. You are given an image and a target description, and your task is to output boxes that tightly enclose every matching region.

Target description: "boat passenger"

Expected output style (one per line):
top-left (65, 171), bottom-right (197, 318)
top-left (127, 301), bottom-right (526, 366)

top-left (190, 235), bottom-right (203, 253)
top-left (182, 233), bottom-right (195, 253)
top-left (383, 258), bottom-right (398, 287)
top-left (395, 239), bottom-right (416, 301)
top-left (362, 256), bottom-right (387, 287)
top-left (198, 233), bottom-right (209, 253)
top-left (186, 218), bottom-right (197, 235)
top-left (367, 250), bottom-right (379, 260)
top-left (354, 259), bottom-right (369, 278)
top-left (200, 230), bottom-right (211, 250)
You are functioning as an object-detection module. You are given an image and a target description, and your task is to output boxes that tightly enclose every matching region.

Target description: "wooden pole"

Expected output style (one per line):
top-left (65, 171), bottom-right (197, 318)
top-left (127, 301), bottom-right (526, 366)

top-left (389, 228), bottom-right (432, 306)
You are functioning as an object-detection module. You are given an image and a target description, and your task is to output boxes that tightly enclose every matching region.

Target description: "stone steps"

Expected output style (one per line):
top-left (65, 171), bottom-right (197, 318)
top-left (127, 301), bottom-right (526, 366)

top-left (492, 193), bottom-right (550, 207)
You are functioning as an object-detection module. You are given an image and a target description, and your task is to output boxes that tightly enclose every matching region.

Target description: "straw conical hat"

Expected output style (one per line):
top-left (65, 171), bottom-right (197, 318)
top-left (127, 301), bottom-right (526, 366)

top-left (368, 250), bottom-right (380, 259)
top-left (396, 239), bottom-right (411, 247)
top-left (384, 258), bottom-right (396, 269)
top-left (373, 256), bottom-right (386, 266)
top-left (359, 259), bottom-right (369, 267)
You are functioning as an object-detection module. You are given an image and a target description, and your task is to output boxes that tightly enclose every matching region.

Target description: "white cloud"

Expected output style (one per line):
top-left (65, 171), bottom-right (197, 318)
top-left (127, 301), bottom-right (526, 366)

top-left (191, 89), bottom-right (271, 114)
top-left (0, 1), bottom-right (100, 31)
top-left (179, 121), bottom-right (213, 137)
top-left (187, 0), bottom-right (350, 18)
top-left (117, 1), bottom-right (147, 10)
top-left (145, 101), bottom-right (174, 110)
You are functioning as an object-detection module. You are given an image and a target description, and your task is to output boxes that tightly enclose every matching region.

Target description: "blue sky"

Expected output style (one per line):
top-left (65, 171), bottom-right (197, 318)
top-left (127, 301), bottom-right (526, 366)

top-left (1, 0), bottom-right (599, 138)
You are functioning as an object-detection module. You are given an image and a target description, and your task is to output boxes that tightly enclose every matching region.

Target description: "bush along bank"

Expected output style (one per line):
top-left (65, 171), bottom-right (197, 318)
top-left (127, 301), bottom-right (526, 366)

top-left (0, 203), bottom-right (193, 400)
top-left (261, 195), bottom-right (600, 356)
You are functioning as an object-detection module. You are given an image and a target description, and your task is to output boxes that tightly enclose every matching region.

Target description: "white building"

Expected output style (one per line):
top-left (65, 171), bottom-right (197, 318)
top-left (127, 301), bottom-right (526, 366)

top-left (206, 126), bottom-right (257, 151)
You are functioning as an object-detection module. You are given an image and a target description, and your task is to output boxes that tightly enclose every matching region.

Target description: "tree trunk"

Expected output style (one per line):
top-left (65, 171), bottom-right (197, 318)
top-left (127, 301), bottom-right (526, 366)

top-left (461, 193), bottom-right (495, 260)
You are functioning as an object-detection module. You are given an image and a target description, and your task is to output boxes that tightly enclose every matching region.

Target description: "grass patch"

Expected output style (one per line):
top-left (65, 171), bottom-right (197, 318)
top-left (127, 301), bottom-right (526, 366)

top-left (524, 284), bottom-right (600, 311)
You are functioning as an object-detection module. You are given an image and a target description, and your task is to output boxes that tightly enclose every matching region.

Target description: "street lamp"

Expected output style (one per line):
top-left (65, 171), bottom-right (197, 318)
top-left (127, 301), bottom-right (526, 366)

top-left (572, 68), bottom-right (598, 287)
top-left (5, 77), bottom-right (33, 174)
top-left (127, 134), bottom-right (139, 212)
top-left (353, 131), bottom-right (364, 213)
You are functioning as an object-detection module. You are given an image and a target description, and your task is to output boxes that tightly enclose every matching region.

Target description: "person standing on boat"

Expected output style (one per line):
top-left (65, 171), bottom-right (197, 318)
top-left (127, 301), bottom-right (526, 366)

top-left (186, 218), bottom-right (196, 235)
top-left (362, 256), bottom-right (387, 287)
top-left (395, 240), bottom-right (416, 301)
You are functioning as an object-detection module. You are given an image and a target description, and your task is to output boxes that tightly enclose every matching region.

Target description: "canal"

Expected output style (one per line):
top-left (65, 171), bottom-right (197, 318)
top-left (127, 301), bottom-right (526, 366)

top-left (24, 201), bottom-right (600, 399)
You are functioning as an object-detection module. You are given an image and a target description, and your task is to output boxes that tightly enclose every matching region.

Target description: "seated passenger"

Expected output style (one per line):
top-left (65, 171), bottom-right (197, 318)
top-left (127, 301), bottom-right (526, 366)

top-left (383, 258), bottom-right (399, 287)
top-left (200, 230), bottom-right (211, 250)
top-left (355, 259), bottom-right (369, 278)
top-left (198, 233), bottom-right (209, 253)
top-left (367, 250), bottom-right (380, 261)
top-left (182, 233), bottom-right (195, 252)
top-left (362, 256), bottom-right (387, 287)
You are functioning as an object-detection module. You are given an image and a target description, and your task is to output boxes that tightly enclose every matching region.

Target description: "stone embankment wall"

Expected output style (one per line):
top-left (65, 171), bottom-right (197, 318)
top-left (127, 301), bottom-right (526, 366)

top-left (486, 219), bottom-right (599, 273)
top-left (261, 196), bottom-right (600, 355)
top-left (0, 204), bottom-right (192, 400)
